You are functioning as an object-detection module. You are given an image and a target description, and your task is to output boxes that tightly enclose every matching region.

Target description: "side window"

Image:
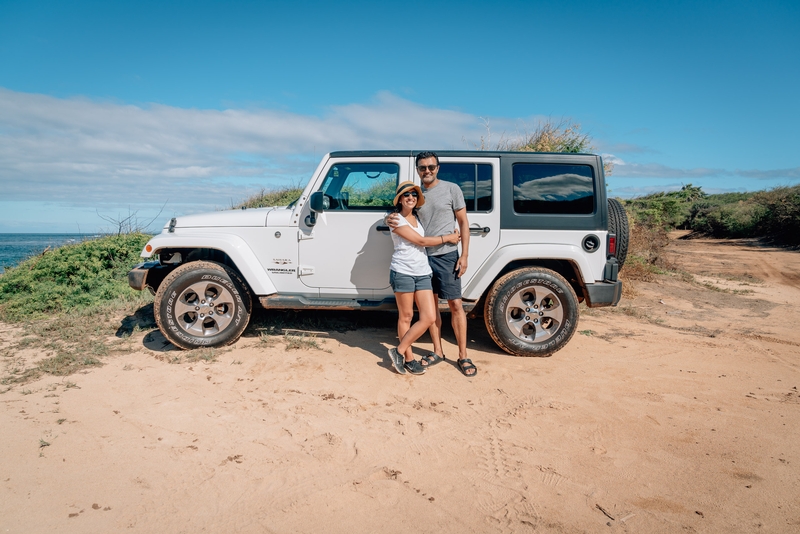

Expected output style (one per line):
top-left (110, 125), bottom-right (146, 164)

top-left (438, 163), bottom-right (493, 212)
top-left (318, 163), bottom-right (399, 210)
top-left (512, 163), bottom-right (595, 215)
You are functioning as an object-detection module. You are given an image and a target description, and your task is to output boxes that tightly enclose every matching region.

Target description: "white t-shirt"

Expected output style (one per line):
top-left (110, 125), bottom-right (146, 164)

top-left (389, 215), bottom-right (433, 276)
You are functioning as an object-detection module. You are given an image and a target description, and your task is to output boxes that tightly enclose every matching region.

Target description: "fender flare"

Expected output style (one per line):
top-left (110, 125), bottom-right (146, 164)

top-left (140, 233), bottom-right (277, 296)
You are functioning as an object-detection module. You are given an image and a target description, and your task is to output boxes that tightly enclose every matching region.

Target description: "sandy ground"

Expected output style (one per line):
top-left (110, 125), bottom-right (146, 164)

top-left (1, 234), bottom-right (799, 533)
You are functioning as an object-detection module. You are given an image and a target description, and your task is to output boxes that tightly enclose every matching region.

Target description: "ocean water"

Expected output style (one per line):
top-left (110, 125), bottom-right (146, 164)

top-left (0, 234), bottom-right (93, 274)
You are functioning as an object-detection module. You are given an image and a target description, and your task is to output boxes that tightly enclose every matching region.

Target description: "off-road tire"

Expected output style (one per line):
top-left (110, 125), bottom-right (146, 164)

top-left (153, 261), bottom-right (252, 350)
top-left (608, 198), bottom-right (629, 269)
top-left (484, 268), bottom-right (579, 357)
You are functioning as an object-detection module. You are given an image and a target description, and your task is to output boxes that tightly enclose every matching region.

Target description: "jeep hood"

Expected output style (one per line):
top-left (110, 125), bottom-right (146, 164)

top-left (165, 207), bottom-right (278, 229)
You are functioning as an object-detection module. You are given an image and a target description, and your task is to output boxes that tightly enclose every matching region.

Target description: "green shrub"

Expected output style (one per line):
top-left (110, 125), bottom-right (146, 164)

top-left (0, 233), bottom-right (152, 321)
top-left (235, 185), bottom-right (304, 209)
top-left (622, 183), bottom-right (798, 246)
top-left (751, 185), bottom-right (800, 246)
top-left (689, 201), bottom-right (765, 238)
top-left (625, 184), bottom-right (706, 229)
top-left (680, 185), bottom-right (799, 245)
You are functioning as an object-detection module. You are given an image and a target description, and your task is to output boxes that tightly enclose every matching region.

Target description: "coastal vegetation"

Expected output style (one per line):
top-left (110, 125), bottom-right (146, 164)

top-left (0, 233), bottom-right (153, 385)
top-left (0, 233), bottom-right (151, 321)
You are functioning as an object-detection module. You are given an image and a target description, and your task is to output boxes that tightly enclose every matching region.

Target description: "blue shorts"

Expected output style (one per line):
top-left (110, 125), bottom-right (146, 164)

top-left (428, 251), bottom-right (462, 301)
top-left (390, 270), bottom-right (433, 293)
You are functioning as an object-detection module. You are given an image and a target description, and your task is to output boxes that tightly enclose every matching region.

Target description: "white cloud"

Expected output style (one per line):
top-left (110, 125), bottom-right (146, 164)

top-left (605, 154), bottom-right (800, 183)
top-left (2, 88), bottom-right (798, 231)
top-left (608, 159), bottom-right (726, 178)
top-left (601, 153), bottom-right (626, 166)
top-left (737, 167), bottom-right (800, 180)
top-left (0, 89), bottom-right (485, 214)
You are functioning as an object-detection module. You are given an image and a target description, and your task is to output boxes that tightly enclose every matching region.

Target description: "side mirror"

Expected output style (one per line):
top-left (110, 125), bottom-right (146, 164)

top-left (310, 191), bottom-right (329, 212)
top-left (305, 191), bottom-right (330, 227)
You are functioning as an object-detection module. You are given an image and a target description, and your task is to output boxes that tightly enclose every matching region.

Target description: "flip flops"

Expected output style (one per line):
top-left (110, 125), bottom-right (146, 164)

top-left (420, 351), bottom-right (444, 367)
top-left (457, 358), bottom-right (477, 377)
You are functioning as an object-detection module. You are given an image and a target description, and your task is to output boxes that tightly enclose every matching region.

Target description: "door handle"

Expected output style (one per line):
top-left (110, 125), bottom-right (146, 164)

top-left (376, 225), bottom-right (390, 232)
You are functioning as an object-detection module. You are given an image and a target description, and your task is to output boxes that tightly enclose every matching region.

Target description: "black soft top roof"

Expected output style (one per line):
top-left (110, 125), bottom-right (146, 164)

top-left (329, 150), bottom-right (598, 158)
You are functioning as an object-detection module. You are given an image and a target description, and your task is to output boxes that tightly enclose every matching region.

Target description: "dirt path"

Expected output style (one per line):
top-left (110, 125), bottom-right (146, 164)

top-left (2, 235), bottom-right (799, 533)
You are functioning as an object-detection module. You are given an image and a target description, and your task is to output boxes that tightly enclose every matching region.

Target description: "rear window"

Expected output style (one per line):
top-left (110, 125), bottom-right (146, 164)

top-left (438, 163), bottom-right (493, 212)
top-left (512, 163), bottom-right (595, 214)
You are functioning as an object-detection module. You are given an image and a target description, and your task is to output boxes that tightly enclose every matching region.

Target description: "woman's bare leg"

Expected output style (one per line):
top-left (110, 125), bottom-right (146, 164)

top-left (397, 290), bottom-right (436, 361)
top-left (395, 291), bottom-right (415, 361)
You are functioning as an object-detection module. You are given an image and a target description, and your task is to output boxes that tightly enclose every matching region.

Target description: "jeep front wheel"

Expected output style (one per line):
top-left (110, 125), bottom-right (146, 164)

top-left (153, 261), bottom-right (252, 349)
top-left (484, 268), bottom-right (579, 357)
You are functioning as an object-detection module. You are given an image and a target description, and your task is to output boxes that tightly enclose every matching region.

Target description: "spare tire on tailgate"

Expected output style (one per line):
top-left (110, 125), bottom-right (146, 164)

top-left (607, 198), bottom-right (629, 269)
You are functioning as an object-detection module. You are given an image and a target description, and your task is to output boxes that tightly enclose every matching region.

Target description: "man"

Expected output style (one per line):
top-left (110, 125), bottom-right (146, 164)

top-left (388, 151), bottom-right (477, 377)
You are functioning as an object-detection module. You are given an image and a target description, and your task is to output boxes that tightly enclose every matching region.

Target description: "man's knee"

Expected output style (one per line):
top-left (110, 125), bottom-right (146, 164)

top-left (447, 299), bottom-right (465, 315)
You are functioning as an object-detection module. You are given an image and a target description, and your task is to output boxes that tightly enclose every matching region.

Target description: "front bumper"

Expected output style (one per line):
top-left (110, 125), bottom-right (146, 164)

top-left (128, 261), bottom-right (173, 294)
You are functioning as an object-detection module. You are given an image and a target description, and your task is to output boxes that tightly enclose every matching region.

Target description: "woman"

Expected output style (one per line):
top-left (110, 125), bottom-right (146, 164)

top-left (387, 181), bottom-right (459, 375)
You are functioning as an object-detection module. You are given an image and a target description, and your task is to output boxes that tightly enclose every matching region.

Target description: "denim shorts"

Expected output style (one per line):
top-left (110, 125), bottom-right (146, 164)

top-left (390, 270), bottom-right (433, 293)
top-left (428, 251), bottom-right (462, 300)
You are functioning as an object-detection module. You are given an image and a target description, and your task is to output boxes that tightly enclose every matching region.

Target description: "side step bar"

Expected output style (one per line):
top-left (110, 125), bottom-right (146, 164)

top-left (259, 295), bottom-right (476, 313)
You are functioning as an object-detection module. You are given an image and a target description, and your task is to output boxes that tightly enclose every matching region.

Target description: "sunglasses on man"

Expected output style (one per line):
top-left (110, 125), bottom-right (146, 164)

top-left (416, 164), bottom-right (438, 172)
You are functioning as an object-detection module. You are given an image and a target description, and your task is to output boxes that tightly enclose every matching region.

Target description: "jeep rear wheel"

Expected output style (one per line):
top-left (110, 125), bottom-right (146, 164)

top-left (153, 261), bottom-right (252, 350)
top-left (484, 268), bottom-right (579, 357)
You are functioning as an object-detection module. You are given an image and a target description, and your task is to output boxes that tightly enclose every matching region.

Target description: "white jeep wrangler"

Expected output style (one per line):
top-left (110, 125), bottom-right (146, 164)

top-left (129, 150), bottom-right (627, 357)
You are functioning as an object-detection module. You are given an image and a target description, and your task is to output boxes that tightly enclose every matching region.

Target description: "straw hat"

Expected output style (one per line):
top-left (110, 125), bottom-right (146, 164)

top-left (393, 181), bottom-right (425, 207)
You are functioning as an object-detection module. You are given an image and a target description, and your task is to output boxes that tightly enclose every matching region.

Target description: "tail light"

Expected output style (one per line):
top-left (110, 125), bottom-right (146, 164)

top-left (608, 234), bottom-right (617, 256)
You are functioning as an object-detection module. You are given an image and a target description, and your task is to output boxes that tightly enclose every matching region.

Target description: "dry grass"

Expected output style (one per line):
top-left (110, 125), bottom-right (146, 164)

top-left (161, 347), bottom-right (223, 364)
top-left (284, 334), bottom-right (331, 352)
top-left (258, 327), bottom-right (332, 353)
top-left (1, 299), bottom-right (155, 388)
top-left (619, 220), bottom-right (678, 299)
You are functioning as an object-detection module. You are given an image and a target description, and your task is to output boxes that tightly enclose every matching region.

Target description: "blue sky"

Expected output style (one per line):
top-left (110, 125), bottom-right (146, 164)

top-left (1, 0), bottom-right (798, 233)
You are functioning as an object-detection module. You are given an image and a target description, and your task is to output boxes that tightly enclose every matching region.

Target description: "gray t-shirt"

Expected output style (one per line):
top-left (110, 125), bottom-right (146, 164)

top-left (418, 180), bottom-right (466, 257)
